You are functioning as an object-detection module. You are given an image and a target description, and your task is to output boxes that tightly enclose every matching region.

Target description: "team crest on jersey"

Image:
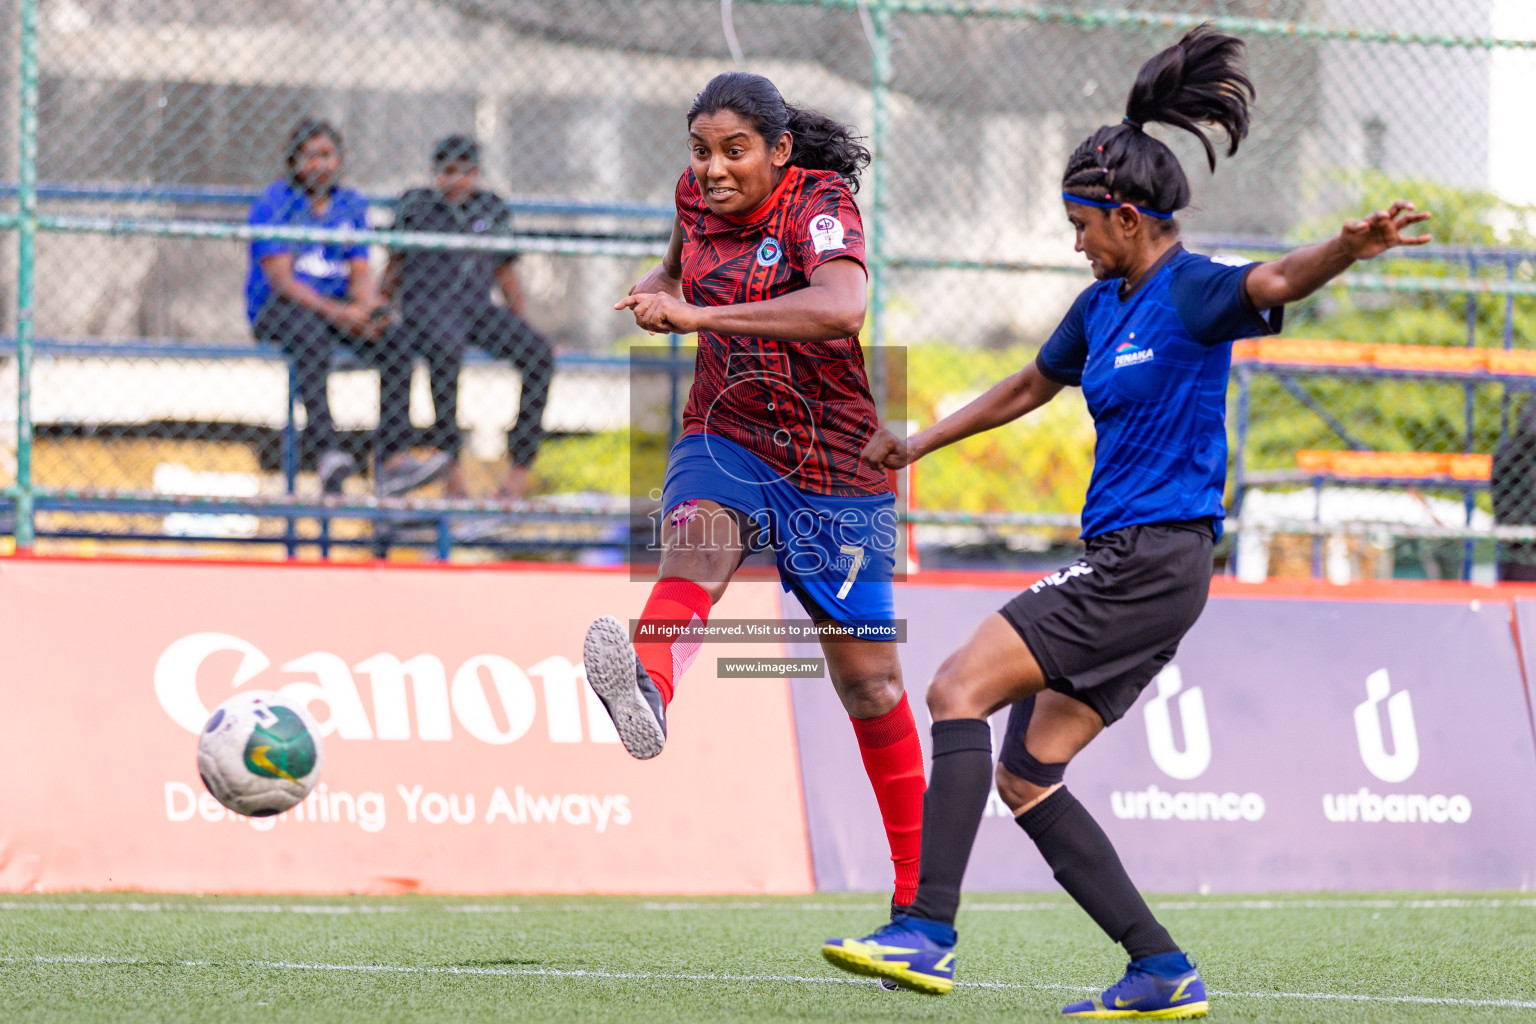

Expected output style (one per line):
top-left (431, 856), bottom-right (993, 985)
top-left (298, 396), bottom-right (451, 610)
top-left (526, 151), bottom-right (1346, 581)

top-left (756, 236), bottom-right (783, 267)
top-left (1113, 339), bottom-right (1154, 369)
top-left (809, 214), bottom-right (845, 253)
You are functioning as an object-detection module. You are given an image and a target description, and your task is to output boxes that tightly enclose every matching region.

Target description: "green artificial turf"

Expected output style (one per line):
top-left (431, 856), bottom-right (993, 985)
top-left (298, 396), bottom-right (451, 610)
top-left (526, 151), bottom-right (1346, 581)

top-left (1, 892), bottom-right (1533, 1022)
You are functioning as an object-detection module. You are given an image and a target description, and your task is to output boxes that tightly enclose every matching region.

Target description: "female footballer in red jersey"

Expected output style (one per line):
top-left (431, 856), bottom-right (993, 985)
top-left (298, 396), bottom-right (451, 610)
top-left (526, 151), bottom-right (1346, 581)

top-left (584, 72), bottom-right (924, 911)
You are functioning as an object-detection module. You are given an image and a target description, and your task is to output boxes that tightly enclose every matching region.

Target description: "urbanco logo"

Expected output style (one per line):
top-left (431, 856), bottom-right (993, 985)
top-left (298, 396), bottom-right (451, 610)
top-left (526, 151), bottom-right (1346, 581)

top-left (1353, 668), bottom-right (1418, 783)
top-left (1323, 669), bottom-right (1468, 824)
top-left (1112, 665), bottom-right (1265, 822)
top-left (154, 632), bottom-right (620, 745)
top-left (1142, 665), bottom-right (1211, 781)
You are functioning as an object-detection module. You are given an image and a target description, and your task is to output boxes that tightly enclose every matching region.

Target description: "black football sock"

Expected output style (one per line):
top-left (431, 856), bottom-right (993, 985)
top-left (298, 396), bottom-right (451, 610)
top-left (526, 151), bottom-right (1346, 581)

top-left (1016, 786), bottom-right (1178, 959)
top-left (907, 718), bottom-right (993, 926)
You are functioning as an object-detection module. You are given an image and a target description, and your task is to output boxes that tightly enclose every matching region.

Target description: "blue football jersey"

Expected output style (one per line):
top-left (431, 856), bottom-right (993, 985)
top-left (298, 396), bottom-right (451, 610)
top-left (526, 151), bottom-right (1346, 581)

top-left (244, 180), bottom-right (371, 323)
top-left (1036, 244), bottom-right (1283, 540)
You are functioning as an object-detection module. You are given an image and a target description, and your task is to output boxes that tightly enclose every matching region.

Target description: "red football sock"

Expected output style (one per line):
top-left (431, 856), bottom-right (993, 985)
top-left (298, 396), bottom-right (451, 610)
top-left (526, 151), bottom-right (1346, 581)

top-left (632, 577), bottom-right (712, 706)
top-left (850, 692), bottom-right (926, 906)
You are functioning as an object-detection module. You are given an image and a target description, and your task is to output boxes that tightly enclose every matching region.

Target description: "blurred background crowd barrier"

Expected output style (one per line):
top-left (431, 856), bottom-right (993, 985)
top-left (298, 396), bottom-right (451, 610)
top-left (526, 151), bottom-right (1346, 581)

top-left (2, 0), bottom-right (1536, 579)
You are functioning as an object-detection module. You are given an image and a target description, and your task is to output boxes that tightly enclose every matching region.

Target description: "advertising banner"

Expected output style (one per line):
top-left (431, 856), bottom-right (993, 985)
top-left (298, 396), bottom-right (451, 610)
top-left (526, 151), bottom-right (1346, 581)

top-left (788, 583), bottom-right (1536, 892)
top-left (0, 558), bottom-right (812, 895)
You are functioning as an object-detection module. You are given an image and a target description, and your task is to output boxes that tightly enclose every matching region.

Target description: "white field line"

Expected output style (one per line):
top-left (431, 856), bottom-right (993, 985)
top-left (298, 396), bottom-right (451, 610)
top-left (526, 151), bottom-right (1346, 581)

top-left (5, 954), bottom-right (1535, 1011)
top-left (987, 899), bottom-right (1536, 911)
top-left (2, 898), bottom-right (1534, 914)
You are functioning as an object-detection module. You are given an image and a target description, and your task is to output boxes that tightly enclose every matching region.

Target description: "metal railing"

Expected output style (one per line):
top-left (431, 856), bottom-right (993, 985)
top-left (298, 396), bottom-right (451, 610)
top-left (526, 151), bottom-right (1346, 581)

top-left (5, 0), bottom-right (1535, 580)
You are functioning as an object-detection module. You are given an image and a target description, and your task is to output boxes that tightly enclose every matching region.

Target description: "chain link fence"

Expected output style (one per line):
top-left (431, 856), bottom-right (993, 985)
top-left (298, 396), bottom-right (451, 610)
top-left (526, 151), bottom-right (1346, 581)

top-left (1, 0), bottom-right (1534, 576)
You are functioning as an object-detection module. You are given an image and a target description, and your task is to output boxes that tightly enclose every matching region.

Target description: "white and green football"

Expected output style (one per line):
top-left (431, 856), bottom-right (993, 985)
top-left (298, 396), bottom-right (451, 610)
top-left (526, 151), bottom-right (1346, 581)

top-left (197, 691), bottom-right (323, 817)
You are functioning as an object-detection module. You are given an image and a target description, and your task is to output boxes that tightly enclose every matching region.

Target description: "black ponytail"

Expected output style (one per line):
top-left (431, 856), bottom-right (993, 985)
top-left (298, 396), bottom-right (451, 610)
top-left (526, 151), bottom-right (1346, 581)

top-left (1062, 24), bottom-right (1254, 217)
top-left (688, 71), bottom-right (870, 192)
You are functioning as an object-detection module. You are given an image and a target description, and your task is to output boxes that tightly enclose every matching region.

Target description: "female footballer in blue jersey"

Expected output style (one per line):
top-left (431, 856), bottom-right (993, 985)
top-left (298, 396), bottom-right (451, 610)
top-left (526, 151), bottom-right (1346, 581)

top-left (822, 25), bottom-right (1431, 1015)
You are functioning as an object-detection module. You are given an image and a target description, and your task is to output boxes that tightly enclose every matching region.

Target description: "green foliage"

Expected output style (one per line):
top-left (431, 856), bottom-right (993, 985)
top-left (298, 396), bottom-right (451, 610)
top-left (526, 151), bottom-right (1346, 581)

top-left (1287, 170), bottom-right (1536, 349)
top-left (904, 344), bottom-right (1094, 514)
top-left (533, 430), bottom-right (629, 495)
top-left (531, 343), bottom-right (1097, 516)
top-left (533, 429), bottom-right (670, 498)
top-left (1240, 172), bottom-right (1536, 482)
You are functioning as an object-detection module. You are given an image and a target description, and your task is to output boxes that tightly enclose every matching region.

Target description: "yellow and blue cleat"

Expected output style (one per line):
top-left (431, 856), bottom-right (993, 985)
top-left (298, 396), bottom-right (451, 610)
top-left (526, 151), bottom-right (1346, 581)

top-left (821, 914), bottom-right (957, 994)
top-left (1063, 952), bottom-right (1208, 1019)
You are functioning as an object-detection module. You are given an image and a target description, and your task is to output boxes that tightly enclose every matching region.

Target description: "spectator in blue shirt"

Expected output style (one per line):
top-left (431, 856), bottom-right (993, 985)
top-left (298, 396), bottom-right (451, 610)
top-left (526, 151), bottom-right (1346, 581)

top-left (246, 118), bottom-right (386, 494)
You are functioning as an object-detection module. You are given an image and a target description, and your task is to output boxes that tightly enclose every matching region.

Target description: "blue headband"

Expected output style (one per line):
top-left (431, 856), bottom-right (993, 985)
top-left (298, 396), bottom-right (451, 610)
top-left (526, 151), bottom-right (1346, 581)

top-left (1061, 192), bottom-right (1173, 220)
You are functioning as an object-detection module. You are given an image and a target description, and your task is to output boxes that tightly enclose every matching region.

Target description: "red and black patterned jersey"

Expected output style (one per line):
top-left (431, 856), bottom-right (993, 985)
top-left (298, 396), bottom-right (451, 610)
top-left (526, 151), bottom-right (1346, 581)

top-left (675, 165), bottom-right (889, 497)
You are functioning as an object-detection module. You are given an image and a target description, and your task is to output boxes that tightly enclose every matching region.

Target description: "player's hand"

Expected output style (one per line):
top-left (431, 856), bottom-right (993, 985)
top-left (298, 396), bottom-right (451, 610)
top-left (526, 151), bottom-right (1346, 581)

top-left (862, 427), bottom-right (914, 470)
top-left (357, 298), bottom-right (392, 341)
top-left (629, 261), bottom-right (683, 299)
top-left (332, 302), bottom-right (379, 338)
top-left (365, 307), bottom-right (392, 341)
top-left (1340, 200), bottom-right (1432, 260)
top-left (615, 291), bottom-right (702, 334)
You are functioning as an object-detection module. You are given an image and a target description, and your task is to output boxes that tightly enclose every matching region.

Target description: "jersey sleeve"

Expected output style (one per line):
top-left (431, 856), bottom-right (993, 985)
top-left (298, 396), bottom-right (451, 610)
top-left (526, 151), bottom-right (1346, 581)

top-left (392, 190), bottom-right (423, 232)
top-left (674, 169), bottom-right (703, 217)
top-left (491, 196), bottom-right (517, 265)
top-left (1169, 254), bottom-right (1284, 346)
top-left (789, 178), bottom-right (866, 276)
top-left (247, 186), bottom-right (293, 261)
top-left (1034, 284), bottom-right (1094, 387)
top-left (338, 190), bottom-right (369, 262)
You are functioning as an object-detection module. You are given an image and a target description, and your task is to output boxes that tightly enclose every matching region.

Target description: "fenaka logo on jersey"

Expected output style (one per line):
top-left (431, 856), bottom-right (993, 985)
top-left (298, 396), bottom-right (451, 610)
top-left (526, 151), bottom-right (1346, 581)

top-left (1113, 338), bottom-right (1154, 369)
top-left (809, 214), bottom-right (845, 253)
top-left (1322, 669), bottom-right (1471, 824)
top-left (293, 246), bottom-right (347, 281)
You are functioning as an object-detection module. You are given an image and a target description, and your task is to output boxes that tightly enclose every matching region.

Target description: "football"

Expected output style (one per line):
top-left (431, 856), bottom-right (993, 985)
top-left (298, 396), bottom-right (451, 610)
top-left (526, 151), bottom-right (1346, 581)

top-left (197, 691), bottom-right (324, 817)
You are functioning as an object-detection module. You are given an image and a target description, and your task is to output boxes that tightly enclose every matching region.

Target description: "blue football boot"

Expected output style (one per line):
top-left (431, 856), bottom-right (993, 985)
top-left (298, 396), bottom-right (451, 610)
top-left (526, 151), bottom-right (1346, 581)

top-left (1062, 952), bottom-right (1207, 1018)
top-left (879, 900), bottom-right (913, 991)
top-left (584, 616), bottom-right (667, 760)
top-left (821, 914), bottom-right (957, 994)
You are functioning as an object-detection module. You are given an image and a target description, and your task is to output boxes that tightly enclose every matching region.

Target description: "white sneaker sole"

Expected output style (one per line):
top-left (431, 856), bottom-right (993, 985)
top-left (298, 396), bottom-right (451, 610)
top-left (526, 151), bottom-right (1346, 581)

top-left (583, 616), bottom-right (665, 760)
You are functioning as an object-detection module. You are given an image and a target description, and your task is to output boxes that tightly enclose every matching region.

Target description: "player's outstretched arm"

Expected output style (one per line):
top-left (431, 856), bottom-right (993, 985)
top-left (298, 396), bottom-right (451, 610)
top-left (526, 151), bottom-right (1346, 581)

top-left (863, 362), bottom-right (1064, 470)
top-left (618, 258), bottom-right (865, 341)
top-left (1244, 200), bottom-right (1431, 310)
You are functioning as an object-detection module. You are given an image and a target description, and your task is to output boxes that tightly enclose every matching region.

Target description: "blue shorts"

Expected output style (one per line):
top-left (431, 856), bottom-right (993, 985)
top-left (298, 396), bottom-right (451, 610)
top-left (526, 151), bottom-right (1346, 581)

top-left (660, 433), bottom-right (897, 638)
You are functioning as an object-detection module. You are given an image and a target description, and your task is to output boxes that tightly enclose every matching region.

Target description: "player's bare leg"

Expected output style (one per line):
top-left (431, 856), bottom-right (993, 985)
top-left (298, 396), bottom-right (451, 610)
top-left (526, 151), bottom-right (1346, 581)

top-left (992, 689), bottom-right (1102, 814)
top-left (585, 500), bottom-right (745, 759)
top-left (925, 612), bottom-right (1048, 722)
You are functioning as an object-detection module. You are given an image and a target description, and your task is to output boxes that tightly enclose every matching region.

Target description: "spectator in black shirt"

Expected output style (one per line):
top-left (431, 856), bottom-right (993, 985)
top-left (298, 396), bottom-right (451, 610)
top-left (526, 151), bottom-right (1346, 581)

top-left (377, 135), bottom-right (553, 498)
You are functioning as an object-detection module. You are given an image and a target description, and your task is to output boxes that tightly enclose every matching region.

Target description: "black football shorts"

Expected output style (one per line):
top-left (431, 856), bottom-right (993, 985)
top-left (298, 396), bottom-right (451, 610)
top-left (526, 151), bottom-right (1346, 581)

top-left (998, 519), bottom-right (1214, 728)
